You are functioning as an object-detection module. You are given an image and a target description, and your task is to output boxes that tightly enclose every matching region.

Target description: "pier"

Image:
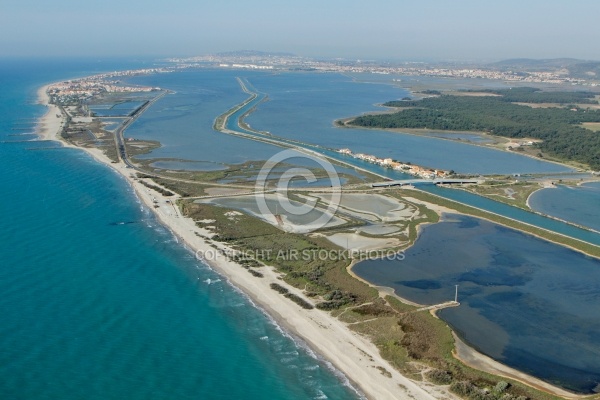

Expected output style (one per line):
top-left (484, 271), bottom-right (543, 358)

top-left (412, 300), bottom-right (460, 313)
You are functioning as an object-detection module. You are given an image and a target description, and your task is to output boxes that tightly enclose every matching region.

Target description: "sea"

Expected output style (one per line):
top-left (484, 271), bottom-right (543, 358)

top-left (0, 59), bottom-right (361, 400)
top-left (3, 58), bottom-right (600, 399)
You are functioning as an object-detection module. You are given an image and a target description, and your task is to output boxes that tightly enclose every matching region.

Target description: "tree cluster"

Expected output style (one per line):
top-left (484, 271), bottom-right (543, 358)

top-left (350, 91), bottom-right (600, 169)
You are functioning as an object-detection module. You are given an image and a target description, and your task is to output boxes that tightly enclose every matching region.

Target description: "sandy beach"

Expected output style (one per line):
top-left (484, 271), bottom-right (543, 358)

top-left (37, 81), bottom-right (596, 399)
top-left (525, 180), bottom-right (556, 210)
top-left (36, 84), bottom-right (452, 400)
top-left (452, 333), bottom-right (581, 399)
top-left (36, 85), bottom-right (64, 141)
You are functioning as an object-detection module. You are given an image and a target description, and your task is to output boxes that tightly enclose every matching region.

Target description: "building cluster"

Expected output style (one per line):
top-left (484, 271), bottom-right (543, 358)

top-left (168, 53), bottom-right (597, 86)
top-left (337, 148), bottom-right (449, 179)
top-left (169, 53), bottom-right (305, 67)
top-left (219, 63), bottom-right (274, 70)
top-left (389, 67), bottom-right (584, 84)
top-left (85, 67), bottom-right (171, 82)
top-left (47, 68), bottom-right (164, 104)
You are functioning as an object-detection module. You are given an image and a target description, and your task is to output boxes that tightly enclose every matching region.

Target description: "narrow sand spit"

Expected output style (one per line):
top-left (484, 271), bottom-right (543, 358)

top-left (36, 83), bottom-right (448, 400)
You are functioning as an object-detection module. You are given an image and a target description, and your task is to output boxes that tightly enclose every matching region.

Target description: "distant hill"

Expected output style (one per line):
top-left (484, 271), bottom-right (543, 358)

top-left (215, 50), bottom-right (297, 57)
top-left (489, 58), bottom-right (600, 79)
top-left (491, 58), bottom-right (581, 69)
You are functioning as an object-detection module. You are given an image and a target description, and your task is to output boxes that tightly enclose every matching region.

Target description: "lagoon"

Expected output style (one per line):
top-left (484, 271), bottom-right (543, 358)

top-left (353, 214), bottom-right (600, 394)
top-left (420, 184), bottom-right (600, 246)
top-left (124, 69), bottom-right (570, 175)
top-left (123, 70), bottom-right (287, 165)
top-left (528, 182), bottom-right (600, 232)
top-left (244, 72), bottom-right (571, 175)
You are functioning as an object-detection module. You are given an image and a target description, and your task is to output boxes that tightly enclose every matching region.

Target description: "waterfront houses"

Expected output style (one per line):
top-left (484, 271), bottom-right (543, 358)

top-left (337, 148), bottom-right (449, 179)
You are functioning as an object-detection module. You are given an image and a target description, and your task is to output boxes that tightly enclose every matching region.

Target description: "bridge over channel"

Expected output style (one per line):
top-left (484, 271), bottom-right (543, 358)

top-left (372, 178), bottom-right (481, 188)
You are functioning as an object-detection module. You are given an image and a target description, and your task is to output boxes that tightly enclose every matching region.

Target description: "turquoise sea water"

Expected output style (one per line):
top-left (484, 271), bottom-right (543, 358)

top-left (353, 214), bottom-right (600, 394)
top-left (0, 59), bottom-right (360, 399)
top-left (5, 59), bottom-right (598, 398)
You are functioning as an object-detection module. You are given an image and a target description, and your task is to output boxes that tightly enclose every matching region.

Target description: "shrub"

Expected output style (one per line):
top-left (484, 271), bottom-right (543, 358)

top-left (425, 369), bottom-right (453, 385)
top-left (247, 269), bottom-right (263, 278)
top-left (270, 283), bottom-right (288, 294)
top-left (450, 381), bottom-right (477, 397)
top-left (494, 381), bottom-right (510, 393)
top-left (284, 293), bottom-right (314, 310)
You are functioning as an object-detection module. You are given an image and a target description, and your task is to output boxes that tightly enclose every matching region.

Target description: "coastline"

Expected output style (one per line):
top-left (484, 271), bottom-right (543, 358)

top-left (36, 84), bottom-right (446, 400)
top-left (451, 333), bottom-right (583, 399)
top-left (36, 84), bottom-right (64, 141)
top-left (526, 181), bottom-right (556, 210)
top-left (349, 194), bottom-right (595, 399)
top-left (37, 77), bottom-right (599, 399)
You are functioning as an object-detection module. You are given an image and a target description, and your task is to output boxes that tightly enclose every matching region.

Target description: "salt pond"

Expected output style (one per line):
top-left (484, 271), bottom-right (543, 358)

top-left (353, 214), bottom-right (600, 393)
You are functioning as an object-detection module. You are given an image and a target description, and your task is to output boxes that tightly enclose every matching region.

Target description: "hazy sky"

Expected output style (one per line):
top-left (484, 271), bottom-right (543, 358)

top-left (2, 0), bottom-right (599, 61)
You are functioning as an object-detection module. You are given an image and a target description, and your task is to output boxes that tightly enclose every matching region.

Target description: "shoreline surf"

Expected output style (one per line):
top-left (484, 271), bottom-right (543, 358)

top-left (36, 81), bottom-right (445, 400)
top-left (36, 74), bottom-right (597, 399)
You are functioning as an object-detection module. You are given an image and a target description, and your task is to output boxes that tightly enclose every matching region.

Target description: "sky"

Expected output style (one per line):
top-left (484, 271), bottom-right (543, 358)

top-left (2, 0), bottom-right (599, 61)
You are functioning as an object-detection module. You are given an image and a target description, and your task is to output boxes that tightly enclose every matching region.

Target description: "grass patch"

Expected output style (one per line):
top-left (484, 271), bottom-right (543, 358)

top-left (179, 194), bottom-right (590, 400)
top-left (149, 176), bottom-right (207, 198)
top-left (461, 181), bottom-right (541, 209)
top-left (582, 122), bottom-right (600, 132)
top-left (125, 139), bottom-right (161, 157)
top-left (180, 201), bottom-right (379, 308)
top-left (385, 295), bottom-right (418, 313)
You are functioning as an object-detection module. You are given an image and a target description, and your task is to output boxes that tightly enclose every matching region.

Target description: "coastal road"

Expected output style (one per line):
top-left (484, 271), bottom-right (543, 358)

top-left (113, 90), bottom-right (169, 168)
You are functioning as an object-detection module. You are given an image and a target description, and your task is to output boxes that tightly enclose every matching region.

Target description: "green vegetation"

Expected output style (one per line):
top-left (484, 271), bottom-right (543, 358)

top-left (460, 181), bottom-right (541, 209)
top-left (426, 369), bottom-right (453, 385)
top-left (124, 140), bottom-right (161, 158)
top-left (419, 89), bottom-right (442, 95)
top-left (270, 283), bottom-right (314, 309)
top-left (350, 88), bottom-right (600, 169)
top-left (180, 201), bottom-right (379, 307)
top-left (136, 178), bottom-right (175, 196)
top-left (349, 297), bottom-right (563, 400)
top-left (402, 188), bottom-right (600, 258)
top-left (247, 269), bottom-right (263, 278)
top-left (270, 282), bottom-right (289, 294)
top-left (179, 199), bottom-right (589, 399)
top-left (145, 176), bottom-right (207, 198)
